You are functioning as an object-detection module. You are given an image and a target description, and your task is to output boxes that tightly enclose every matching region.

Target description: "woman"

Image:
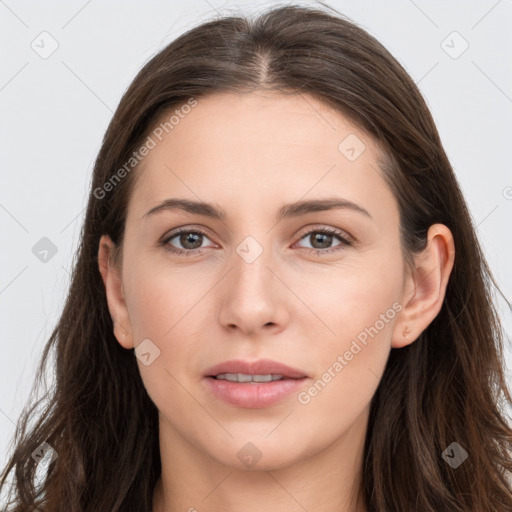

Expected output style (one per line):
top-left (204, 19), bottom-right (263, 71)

top-left (1, 3), bottom-right (511, 511)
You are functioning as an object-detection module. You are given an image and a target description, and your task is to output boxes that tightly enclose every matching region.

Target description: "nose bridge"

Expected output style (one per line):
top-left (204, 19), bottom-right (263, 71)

top-left (231, 233), bottom-right (274, 296)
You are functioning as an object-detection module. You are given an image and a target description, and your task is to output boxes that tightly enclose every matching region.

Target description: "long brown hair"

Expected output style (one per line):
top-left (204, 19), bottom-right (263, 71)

top-left (2, 3), bottom-right (511, 511)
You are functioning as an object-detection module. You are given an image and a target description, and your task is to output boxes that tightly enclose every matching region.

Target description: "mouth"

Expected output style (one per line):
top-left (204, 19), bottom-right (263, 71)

top-left (202, 359), bottom-right (309, 408)
top-left (204, 358), bottom-right (308, 380)
top-left (212, 373), bottom-right (291, 383)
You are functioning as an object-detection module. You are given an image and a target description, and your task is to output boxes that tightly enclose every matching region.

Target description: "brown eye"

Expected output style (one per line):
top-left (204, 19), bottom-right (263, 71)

top-left (176, 232), bottom-right (204, 250)
top-left (162, 229), bottom-right (213, 255)
top-left (308, 232), bottom-right (336, 249)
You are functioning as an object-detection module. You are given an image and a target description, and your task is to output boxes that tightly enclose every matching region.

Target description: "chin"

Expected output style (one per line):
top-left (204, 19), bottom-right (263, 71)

top-left (205, 436), bottom-right (310, 472)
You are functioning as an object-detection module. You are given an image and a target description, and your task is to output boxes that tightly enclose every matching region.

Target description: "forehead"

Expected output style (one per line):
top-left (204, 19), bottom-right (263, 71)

top-left (145, 90), bottom-right (375, 164)
top-left (127, 91), bottom-right (396, 224)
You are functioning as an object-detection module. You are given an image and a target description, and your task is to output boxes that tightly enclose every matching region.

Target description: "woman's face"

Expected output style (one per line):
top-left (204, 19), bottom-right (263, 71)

top-left (107, 91), bottom-right (410, 470)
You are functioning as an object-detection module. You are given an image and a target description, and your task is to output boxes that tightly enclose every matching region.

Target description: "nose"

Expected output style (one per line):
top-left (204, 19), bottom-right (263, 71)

top-left (217, 244), bottom-right (289, 337)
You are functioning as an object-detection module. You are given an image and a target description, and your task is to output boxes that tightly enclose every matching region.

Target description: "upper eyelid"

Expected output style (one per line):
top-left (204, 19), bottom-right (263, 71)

top-left (162, 226), bottom-right (214, 243)
top-left (297, 225), bottom-right (352, 239)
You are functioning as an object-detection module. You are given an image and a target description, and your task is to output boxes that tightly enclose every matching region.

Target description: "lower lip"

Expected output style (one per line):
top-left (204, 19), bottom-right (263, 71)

top-left (203, 376), bottom-right (308, 408)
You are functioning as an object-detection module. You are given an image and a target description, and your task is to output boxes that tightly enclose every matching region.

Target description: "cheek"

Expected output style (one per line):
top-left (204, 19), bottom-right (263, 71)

top-left (123, 256), bottom-right (210, 341)
top-left (291, 250), bottom-right (403, 414)
top-left (122, 259), bottom-right (214, 388)
top-left (293, 248), bottom-right (404, 350)
top-left (121, 263), bottom-right (210, 414)
top-left (292, 284), bottom-right (399, 447)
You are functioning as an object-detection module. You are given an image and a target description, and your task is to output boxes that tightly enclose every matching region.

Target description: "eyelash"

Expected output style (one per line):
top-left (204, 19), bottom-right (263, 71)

top-left (160, 226), bottom-right (354, 257)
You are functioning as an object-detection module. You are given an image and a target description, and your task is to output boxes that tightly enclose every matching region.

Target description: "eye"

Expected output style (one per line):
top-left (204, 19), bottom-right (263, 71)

top-left (161, 228), bottom-right (214, 256)
top-left (294, 227), bottom-right (353, 255)
top-left (160, 226), bottom-right (354, 257)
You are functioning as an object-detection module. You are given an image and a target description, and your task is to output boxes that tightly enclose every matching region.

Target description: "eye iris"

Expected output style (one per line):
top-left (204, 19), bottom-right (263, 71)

top-left (180, 232), bottom-right (203, 249)
top-left (311, 232), bottom-right (333, 249)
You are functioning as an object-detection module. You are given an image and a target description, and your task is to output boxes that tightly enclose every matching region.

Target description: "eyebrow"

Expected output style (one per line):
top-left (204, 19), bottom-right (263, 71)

top-left (143, 197), bottom-right (372, 221)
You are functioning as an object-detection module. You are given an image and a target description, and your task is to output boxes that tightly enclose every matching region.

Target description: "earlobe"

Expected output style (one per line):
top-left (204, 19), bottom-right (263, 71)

top-left (98, 235), bottom-right (134, 349)
top-left (392, 223), bottom-right (455, 349)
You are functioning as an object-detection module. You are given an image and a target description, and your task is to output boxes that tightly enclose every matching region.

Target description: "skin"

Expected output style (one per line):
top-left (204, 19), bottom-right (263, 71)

top-left (98, 91), bottom-right (455, 512)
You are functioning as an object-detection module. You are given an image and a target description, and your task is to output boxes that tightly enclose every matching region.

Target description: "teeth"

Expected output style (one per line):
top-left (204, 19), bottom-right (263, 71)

top-left (215, 373), bottom-right (284, 383)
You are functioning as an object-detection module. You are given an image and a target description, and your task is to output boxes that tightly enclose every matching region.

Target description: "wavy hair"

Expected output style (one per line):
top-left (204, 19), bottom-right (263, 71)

top-left (1, 3), bottom-right (511, 511)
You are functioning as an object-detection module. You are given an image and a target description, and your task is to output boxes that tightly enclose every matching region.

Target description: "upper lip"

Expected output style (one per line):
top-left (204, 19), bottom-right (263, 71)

top-left (204, 359), bottom-right (308, 379)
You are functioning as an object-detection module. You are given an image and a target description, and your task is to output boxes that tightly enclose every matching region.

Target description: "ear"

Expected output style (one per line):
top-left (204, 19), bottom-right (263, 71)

top-left (98, 234), bottom-right (134, 349)
top-left (392, 223), bottom-right (455, 349)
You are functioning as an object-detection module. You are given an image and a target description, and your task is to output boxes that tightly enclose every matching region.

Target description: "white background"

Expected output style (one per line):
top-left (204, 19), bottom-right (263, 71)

top-left (1, 0), bottom-right (511, 466)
